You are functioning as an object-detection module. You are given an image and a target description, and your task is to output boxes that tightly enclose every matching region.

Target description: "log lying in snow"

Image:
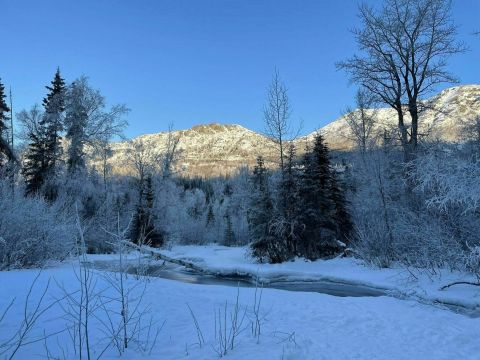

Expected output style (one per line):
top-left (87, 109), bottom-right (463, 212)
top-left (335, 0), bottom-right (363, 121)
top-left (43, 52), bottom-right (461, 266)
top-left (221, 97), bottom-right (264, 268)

top-left (120, 240), bottom-right (259, 282)
top-left (120, 240), bottom-right (208, 273)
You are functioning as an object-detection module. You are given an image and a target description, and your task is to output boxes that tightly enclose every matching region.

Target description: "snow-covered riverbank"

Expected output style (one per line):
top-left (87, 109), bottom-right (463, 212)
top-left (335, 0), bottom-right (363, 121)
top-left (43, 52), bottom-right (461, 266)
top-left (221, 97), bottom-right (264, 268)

top-left (161, 245), bottom-right (480, 313)
top-left (1, 261), bottom-right (479, 359)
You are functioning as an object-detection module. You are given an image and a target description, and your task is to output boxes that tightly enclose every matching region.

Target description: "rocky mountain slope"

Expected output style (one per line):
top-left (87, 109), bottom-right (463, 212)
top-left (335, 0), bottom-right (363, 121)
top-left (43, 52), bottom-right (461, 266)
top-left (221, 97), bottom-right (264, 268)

top-left (102, 85), bottom-right (480, 177)
top-left (317, 85), bottom-right (480, 150)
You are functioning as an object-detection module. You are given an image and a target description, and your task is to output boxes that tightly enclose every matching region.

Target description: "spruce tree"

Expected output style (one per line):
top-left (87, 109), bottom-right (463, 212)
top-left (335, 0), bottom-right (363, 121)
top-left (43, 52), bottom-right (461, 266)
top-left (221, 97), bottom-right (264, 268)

top-left (279, 144), bottom-right (301, 255)
top-left (22, 122), bottom-right (48, 195)
top-left (329, 171), bottom-right (353, 244)
top-left (249, 156), bottom-right (283, 262)
top-left (41, 68), bottom-right (66, 174)
top-left (130, 175), bottom-right (164, 247)
top-left (0, 79), bottom-right (12, 166)
top-left (206, 204), bottom-right (215, 227)
top-left (22, 70), bottom-right (66, 196)
top-left (223, 211), bottom-right (235, 246)
top-left (296, 133), bottom-right (339, 259)
top-left (248, 156), bottom-right (273, 242)
top-left (281, 144), bottom-right (299, 220)
top-left (0, 79), bottom-right (10, 137)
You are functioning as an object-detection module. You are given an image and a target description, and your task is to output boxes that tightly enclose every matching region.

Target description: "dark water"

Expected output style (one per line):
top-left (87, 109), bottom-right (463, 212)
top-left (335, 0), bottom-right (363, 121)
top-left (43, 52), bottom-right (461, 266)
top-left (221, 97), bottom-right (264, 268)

top-left (93, 260), bottom-right (386, 297)
top-left (92, 259), bottom-right (480, 317)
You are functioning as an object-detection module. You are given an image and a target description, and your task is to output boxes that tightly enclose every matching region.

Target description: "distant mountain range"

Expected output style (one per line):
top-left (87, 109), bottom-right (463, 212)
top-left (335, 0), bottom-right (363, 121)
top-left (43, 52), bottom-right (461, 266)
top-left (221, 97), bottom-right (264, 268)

top-left (100, 85), bottom-right (480, 177)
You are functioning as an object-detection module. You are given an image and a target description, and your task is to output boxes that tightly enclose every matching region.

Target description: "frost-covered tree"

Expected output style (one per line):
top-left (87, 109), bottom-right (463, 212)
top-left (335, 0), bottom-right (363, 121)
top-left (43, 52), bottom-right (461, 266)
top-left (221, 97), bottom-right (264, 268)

top-left (65, 79), bottom-right (88, 174)
top-left (460, 114), bottom-right (480, 153)
top-left (0, 180), bottom-right (74, 269)
top-left (65, 76), bottom-right (129, 175)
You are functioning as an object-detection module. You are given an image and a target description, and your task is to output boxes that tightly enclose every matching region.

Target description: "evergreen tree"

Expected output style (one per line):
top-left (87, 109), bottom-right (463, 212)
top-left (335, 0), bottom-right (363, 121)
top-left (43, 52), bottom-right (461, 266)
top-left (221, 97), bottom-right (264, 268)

top-left (278, 143), bottom-right (301, 255)
top-left (22, 70), bottom-right (65, 196)
top-left (248, 157), bottom-right (273, 241)
top-left (41, 68), bottom-right (66, 174)
top-left (329, 171), bottom-right (353, 244)
top-left (0, 78), bottom-right (12, 167)
top-left (223, 211), bottom-right (235, 246)
top-left (22, 117), bottom-right (48, 195)
top-left (248, 156), bottom-right (281, 262)
top-left (130, 175), bottom-right (164, 247)
top-left (206, 204), bottom-right (215, 227)
top-left (281, 144), bottom-right (299, 220)
top-left (0, 78), bottom-right (10, 139)
top-left (296, 133), bottom-right (339, 259)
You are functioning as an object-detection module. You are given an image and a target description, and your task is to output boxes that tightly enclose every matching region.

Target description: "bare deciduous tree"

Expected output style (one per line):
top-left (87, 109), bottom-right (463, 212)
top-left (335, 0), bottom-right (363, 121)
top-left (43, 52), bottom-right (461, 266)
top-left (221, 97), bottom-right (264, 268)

top-left (344, 88), bottom-right (378, 154)
top-left (127, 138), bottom-right (161, 192)
top-left (338, 0), bottom-right (465, 161)
top-left (264, 69), bottom-right (292, 171)
top-left (162, 123), bottom-right (181, 179)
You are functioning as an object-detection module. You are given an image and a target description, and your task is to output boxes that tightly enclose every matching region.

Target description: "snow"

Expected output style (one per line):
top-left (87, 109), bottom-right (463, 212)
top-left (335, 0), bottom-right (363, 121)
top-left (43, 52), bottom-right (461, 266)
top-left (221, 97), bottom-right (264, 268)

top-left (101, 85), bottom-right (480, 177)
top-left (1, 261), bottom-right (480, 360)
top-left (162, 245), bottom-right (480, 312)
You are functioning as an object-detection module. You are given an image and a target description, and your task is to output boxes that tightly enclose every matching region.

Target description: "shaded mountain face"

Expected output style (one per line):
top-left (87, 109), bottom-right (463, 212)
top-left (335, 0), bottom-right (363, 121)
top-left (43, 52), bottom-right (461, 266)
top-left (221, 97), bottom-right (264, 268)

top-left (102, 85), bottom-right (480, 178)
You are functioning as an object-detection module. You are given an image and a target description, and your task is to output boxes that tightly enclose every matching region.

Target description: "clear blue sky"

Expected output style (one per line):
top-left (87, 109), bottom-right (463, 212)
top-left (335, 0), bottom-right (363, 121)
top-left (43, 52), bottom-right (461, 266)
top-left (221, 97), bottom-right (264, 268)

top-left (2, 0), bottom-right (479, 138)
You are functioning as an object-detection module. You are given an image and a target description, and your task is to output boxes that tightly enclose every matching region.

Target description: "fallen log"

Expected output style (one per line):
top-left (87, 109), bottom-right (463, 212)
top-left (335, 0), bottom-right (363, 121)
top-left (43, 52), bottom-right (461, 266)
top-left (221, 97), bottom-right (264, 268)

top-left (440, 281), bottom-right (480, 291)
top-left (120, 240), bottom-right (210, 273)
top-left (119, 240), bottom-right (258, 282)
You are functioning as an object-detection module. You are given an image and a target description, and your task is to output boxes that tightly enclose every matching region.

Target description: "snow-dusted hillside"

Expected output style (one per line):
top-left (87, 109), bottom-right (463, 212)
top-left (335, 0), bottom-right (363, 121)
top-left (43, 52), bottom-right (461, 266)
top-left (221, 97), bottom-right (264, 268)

top-left (316, 85), bottom-right (480, 150)
top-left (105, 124), bottom-right (279, 178)
top-left (103, 85), bottom-right (480, 177)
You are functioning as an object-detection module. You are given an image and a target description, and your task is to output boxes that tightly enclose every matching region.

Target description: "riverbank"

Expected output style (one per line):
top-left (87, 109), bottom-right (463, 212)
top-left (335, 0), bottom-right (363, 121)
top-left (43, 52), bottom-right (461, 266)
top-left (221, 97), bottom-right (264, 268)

top-left (161, 245), bottom-right (480, 314)
top-left (1, 262), bottom-right (480, 359)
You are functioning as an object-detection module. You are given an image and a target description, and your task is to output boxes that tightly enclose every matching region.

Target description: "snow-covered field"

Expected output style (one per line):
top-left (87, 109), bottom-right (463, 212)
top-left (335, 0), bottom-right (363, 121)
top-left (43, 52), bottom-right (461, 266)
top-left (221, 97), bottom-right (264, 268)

top-left (1, 248), bottom-right (480, 359)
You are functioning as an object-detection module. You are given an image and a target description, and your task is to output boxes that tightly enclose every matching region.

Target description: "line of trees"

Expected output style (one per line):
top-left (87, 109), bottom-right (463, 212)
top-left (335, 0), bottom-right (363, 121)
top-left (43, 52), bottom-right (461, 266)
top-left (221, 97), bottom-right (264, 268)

top-left (0, 0), bottom-right (478, 274)
top-left (248, 135), bottom-right (352, 263)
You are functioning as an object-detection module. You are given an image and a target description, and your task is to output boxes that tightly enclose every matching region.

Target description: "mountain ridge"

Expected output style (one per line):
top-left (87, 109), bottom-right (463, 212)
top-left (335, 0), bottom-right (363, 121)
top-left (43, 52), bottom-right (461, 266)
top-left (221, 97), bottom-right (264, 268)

top-left (102, 84), bottom-right (480, 177)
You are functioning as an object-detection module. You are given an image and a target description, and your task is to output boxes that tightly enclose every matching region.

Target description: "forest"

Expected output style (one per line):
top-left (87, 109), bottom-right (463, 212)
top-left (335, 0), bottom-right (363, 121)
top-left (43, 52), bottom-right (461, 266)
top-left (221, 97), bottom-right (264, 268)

top-left (0, 0), bottom-right (479, 359)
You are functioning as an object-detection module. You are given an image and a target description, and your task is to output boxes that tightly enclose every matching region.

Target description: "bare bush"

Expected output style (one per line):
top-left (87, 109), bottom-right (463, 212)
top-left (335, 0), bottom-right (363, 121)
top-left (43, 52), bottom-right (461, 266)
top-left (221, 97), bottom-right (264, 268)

top-left (0, 182), bottom-right (74, 269)
top-left (213, 287), bottom-right (248, 357)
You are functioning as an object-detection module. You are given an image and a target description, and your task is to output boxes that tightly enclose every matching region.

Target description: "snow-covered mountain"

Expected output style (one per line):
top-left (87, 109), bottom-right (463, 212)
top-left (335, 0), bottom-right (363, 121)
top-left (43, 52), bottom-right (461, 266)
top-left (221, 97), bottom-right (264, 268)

top-left (104, 85), bottom-right (480, 177)
top-left (316, 85), bottom-right (480, 150)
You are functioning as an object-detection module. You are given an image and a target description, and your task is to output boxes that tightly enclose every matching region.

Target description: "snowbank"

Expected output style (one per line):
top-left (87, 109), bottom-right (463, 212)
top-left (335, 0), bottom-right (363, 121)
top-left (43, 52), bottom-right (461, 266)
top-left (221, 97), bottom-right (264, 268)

top-left (1, 264), bottom-right (480, 359)
top-left (162, 245), bottom-right (480, 313)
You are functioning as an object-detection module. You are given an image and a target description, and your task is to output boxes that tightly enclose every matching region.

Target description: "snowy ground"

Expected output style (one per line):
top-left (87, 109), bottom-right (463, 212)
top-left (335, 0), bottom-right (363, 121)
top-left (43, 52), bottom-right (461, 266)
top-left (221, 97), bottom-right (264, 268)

top-left (1, 253), bottom-right (480, 359)
top-left (162, 245), bottom-right (480, 312)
